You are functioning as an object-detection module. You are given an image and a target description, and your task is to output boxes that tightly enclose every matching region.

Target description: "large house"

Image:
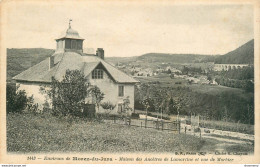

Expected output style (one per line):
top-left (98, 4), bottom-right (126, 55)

top-left (13, 23), bottom-right (139, 114)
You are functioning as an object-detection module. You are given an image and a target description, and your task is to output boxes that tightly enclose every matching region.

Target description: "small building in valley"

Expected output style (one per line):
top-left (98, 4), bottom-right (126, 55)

top-left (13, 22), bottom-right (139, 114)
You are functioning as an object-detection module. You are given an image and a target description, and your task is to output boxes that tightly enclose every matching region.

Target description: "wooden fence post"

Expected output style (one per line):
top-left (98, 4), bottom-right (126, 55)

top-left (129, 117), bottom-right (131, 126)
top-left (145, 108), bottom-right (148, 128)
top-left (156, 118), bottom-right (159, 130)
top-left (178, 121), bottom-right (181, 134)
top-left (161, 120), bottom-right (164, 131)
top-left (145, 118), bottom-right (147, 128)
top-left (200, 129), bottom-right (201, 139)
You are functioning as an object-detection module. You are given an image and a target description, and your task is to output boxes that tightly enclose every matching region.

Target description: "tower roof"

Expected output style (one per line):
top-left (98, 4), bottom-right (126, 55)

top-left (56, 21), bottom-right (84, 40)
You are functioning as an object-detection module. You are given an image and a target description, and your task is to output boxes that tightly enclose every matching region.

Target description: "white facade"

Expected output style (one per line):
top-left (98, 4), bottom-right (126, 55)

top-left (87, 70), bottom-right (135, 115)
top-left (16, 82), bottom-right (49, 110)
top-left (17, 70), bottom-right (135, 115)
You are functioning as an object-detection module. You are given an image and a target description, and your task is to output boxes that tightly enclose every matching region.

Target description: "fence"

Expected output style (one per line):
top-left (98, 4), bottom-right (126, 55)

top-left (109, 116), bottom-right (181, 133)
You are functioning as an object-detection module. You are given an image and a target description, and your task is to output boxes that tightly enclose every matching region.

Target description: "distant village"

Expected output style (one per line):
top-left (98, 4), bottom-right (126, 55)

top-left (114, 61), bottom-right (250, 85)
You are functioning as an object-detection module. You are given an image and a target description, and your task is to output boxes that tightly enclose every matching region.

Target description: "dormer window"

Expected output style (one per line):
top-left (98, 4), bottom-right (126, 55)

top-left (92, 69), bottom-right (103, 79)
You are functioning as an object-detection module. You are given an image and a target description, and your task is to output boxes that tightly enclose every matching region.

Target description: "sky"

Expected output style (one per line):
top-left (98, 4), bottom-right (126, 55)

top-left (3, 1), bottom-right (254, 57)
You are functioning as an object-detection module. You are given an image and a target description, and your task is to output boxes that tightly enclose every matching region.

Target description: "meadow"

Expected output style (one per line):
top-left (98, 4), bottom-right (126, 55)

top-left (7, 112), bottom-right (205, 153)
top-left (7, 112), bottom-right (254, 154)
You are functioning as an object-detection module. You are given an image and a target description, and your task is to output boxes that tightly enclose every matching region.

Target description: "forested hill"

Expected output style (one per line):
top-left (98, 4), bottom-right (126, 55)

top-left (7, 48), bottom-right (55, 81)
top-left (137, 53), bottom-right (212, 63)
top-left (215, 39), bottom-right (254, 64)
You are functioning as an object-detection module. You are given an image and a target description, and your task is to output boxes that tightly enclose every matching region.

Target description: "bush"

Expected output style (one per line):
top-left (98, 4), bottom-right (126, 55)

top-left (100, 101), bottom-right (116, 113)
top-left (131, 113), bottom-right (140, 119)
top-left (83, 104), bottom-right (96, 118)
top-left (6, 84), bottom-right (28, 113)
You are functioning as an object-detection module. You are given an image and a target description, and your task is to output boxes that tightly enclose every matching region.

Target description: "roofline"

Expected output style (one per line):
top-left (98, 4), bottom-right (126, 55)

top-left (14, 78), bottom-right (139, 84)
top-left (116, 81), bottom-right (140, 84)
top-left (13, 79), bottom-right (51, 84)
top-left (55, 37), bottom-right (85, 41)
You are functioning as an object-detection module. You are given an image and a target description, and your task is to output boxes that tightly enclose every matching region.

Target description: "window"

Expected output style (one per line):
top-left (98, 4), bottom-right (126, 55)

top-left (77, 41), bottom-right (82, 49)
top-left (71, 40), bottom-right (77, 49)
top-left (92, 69), bottom-right (103, 79)
top-left (118, 85), bottom-right (124, 97)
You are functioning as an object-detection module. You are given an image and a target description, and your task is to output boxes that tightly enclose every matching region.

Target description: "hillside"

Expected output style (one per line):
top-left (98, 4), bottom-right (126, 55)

top-left (105, 56), bottom-right (138, 65)
top-left (106, 53), bottom-right (215, 67)
top-left (215, 39), bottom-right (254, 64)
top-left (137, 53), bottom-right (212, 63)
top-left (7, 48), bottom-right (55, 81)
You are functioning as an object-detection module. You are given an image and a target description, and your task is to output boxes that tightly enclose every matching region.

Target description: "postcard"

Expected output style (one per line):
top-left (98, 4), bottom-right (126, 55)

top-left (0, 0), bottom-right (259, 164)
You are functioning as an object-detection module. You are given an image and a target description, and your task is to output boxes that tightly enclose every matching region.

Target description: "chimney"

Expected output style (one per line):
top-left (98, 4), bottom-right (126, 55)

top-left (96, 48), bottom-right (104, 60)
top-left (49, 56), bottom-right (54, 70)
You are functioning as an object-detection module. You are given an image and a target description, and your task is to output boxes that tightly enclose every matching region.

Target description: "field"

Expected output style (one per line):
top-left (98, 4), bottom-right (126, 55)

top-left (135, 74), bottom-right (249, 97)
top-left (7, 113), bottom-right (205, 153)
top-left (7, 113), bottom-right (254, 153)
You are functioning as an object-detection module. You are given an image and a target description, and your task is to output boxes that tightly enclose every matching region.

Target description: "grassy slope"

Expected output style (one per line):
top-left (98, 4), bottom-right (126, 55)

top-left (7, 113), bottom-right (254, 153)
top-left (7, 113), bottom-right (205, 153)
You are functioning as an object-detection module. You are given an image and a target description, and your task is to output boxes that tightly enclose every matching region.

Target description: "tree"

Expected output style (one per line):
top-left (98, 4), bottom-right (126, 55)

top-left (168, 97), bottom-right (177, 115)
top-left (44, 70), bottom-right (89, 116)
top-left (150, 87), bottom-right (167, 119)
top-left (6, 84), bottom-right (28, 113)
top-left (121, 96), bottom-right (133, 124)
top-left (168, 97), bottom-right (183, 121)
top-left (142, 97), bottom-right (153, 127)
top-left (243, 80), bottom-right (254, 92)
top-left (26, 95), bottom-right (39, 114)
top-left (122, 96), bottom-right (132, 113)
top-left (88, 85), bottom-right (105, 111)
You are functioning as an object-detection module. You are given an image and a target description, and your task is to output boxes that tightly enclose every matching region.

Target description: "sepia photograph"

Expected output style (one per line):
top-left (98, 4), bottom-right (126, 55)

top-left (0, 0), bottom-right (259, 165)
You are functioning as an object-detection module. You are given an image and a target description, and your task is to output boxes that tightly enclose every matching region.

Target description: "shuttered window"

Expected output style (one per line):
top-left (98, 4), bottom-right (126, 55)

top-left (118, 85), bottom-right (124, 97)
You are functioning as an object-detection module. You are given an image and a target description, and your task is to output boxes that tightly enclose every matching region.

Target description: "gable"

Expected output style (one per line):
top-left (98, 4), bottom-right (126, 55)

top-left (89, 62), bottom-right (116, 82)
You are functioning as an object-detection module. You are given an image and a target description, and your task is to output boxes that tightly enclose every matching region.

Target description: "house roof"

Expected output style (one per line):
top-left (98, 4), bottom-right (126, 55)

top-left (13, 52), bottom-right (139, 84)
